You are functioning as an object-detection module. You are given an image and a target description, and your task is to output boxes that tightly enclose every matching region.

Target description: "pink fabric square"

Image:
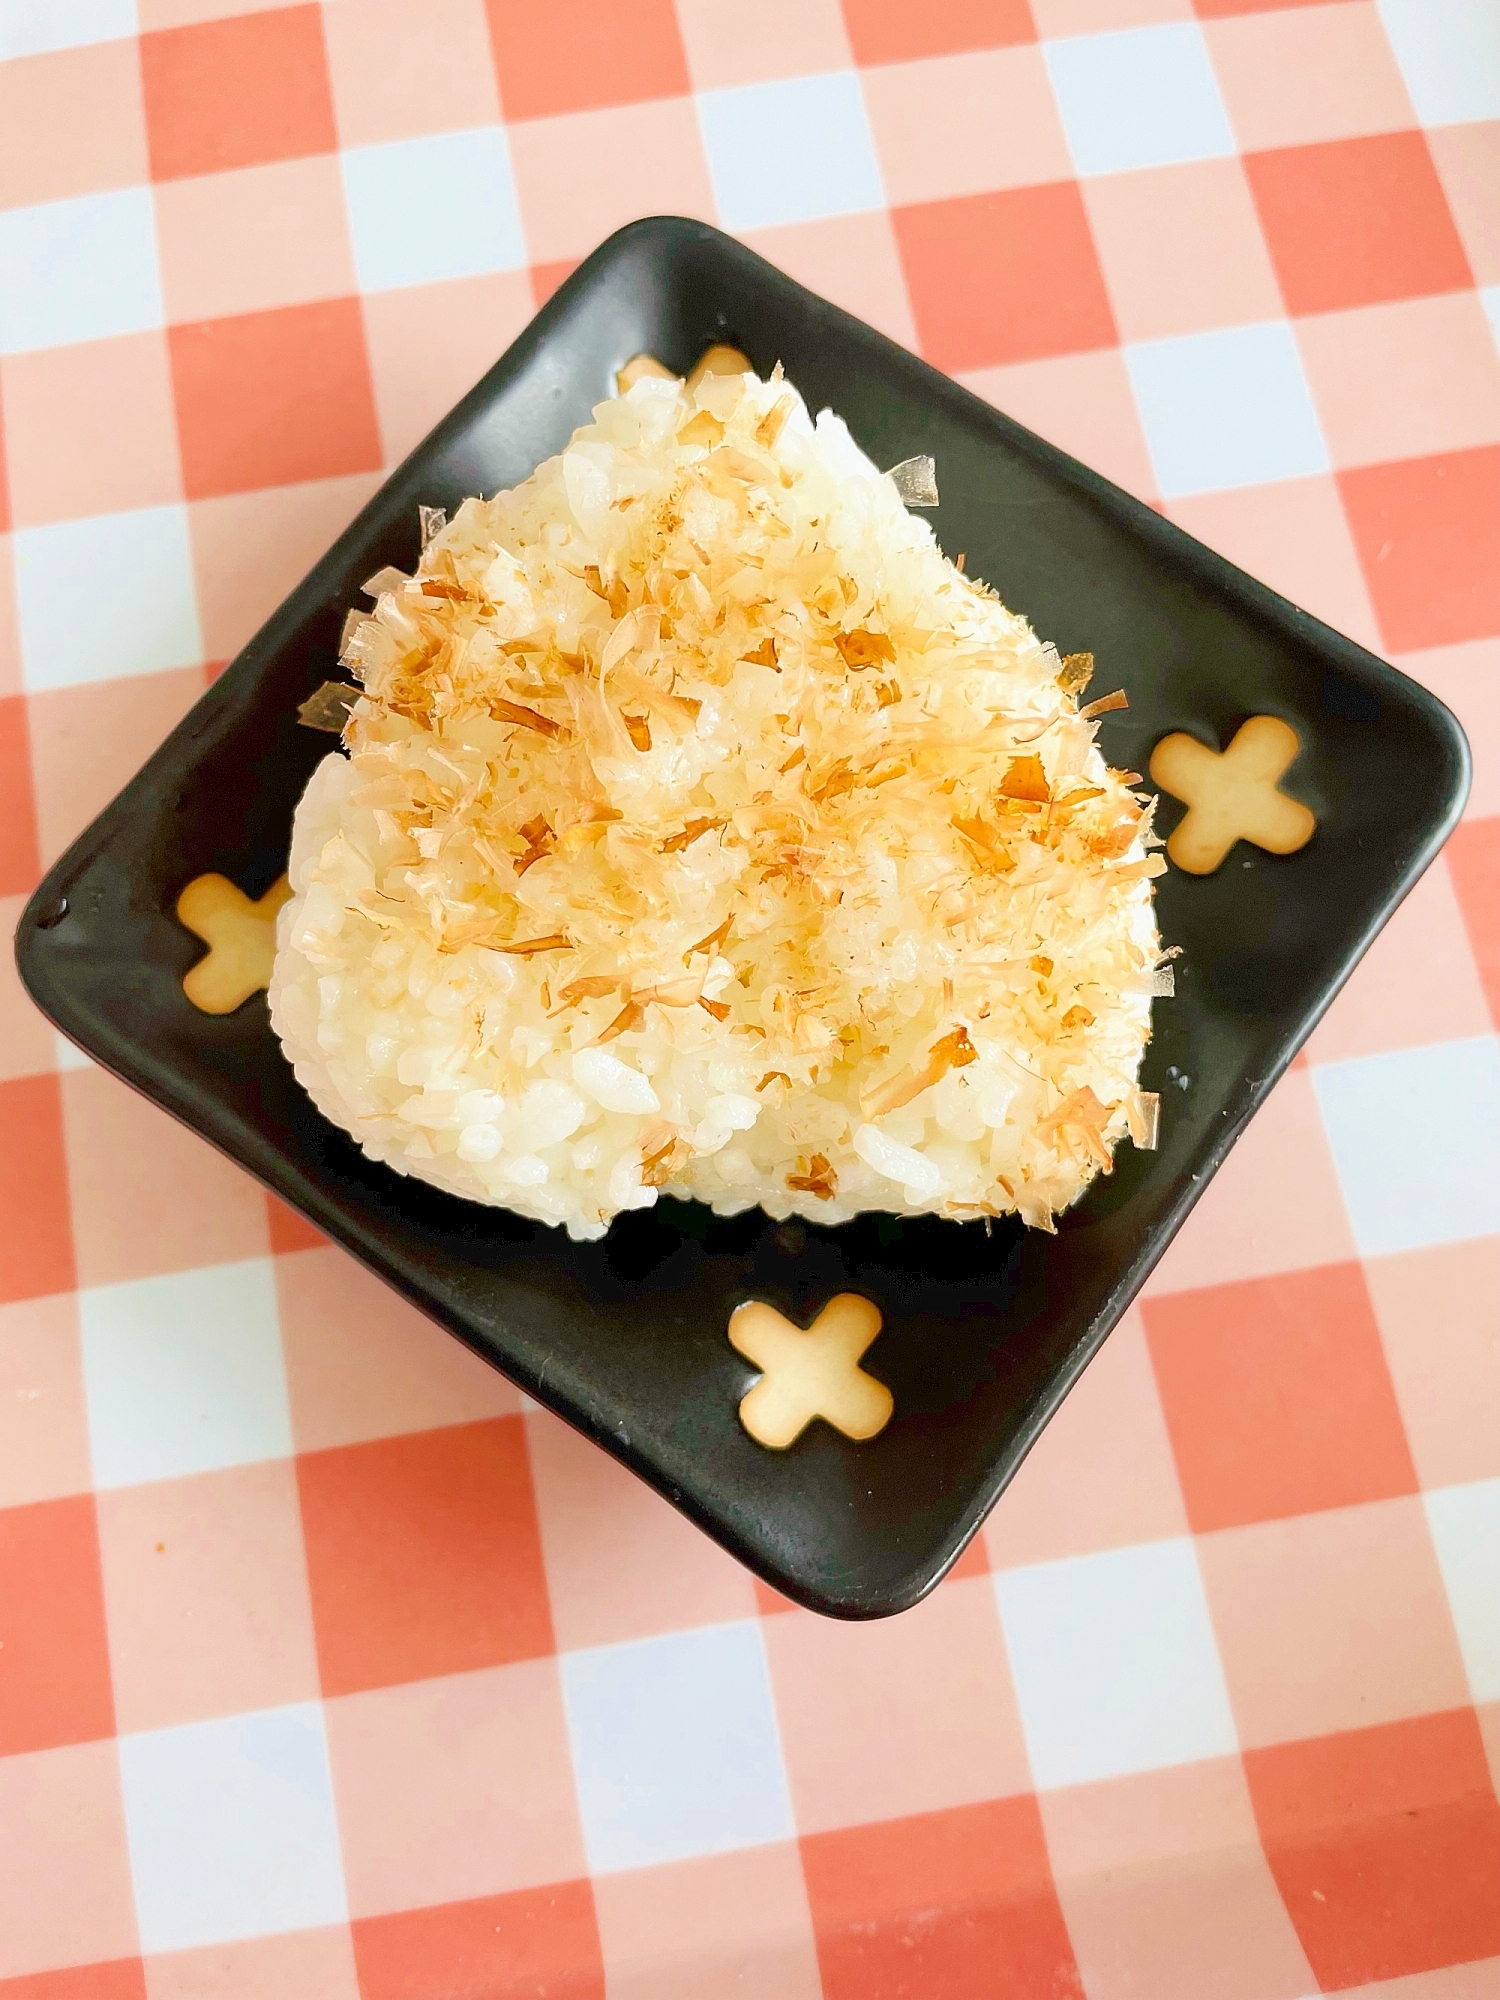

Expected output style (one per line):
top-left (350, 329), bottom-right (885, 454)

top-left (1246, 1717), bottom-right (1500, 1999)
top-left (1204, 2), bottom-right (1415, 151)
top-left (675, 0), bottom-right (852, 88)
top-left (0, 1743), bottom-right (139, 1981)
top-left (593, 1846), bottom-right (821, 2000)
top-left (169, 298), bottom-right (382, 503)
top-left (1396, 638), bottom-right (1500, 820)
top-left (1305, 858), bottom-right (1491, 1063)
top-left (0, 894), bottom-right (58, 1085)
top-left (1041, 1758), bottom-right (1314, 2000)
top-left (1297, 293), bottom-right (1500, 470)
top-left (26, 670), bottom-right (204, 869)
top-left (1198, 1497), bottom-right (1473, 1748)
top-left (142, 1927), bottom-right (360, 2000)
top-left (0, 40), bottom-right (148, 212)
top-left (1428, 122), bottom-right (1500, 289)
top-left (1032, 0), bottom-right (1193, 26)
top-left (526, 1405), bottom-right (755, 1651)
top-left (1143, 1067), bottom-right (1359, 1295)
top-left (508, 99), bottom-right (715, 265)
top-left (863, 47), bottom-right (1072, 206)
top-left (326, 1660), bottom-right (587, 1916)
top-left (1, 336), bottom-right (183, 529)
top-left (61, 1065), bottom-right (269, 1289)
top-left (139, 0), bottom-right (298, 22)
top-left (1336, 1961), bottom-right (1500, 2000)
top-left (802, 1793), bottom-right (1080, 2000)
top-left (0, 1960), bottom-right (148, 1997)
top-left (1340, 444), bottom-right (1500, 655)
top-left (154, 155), bottom-right (357, 325)
top-left (1367, 1237), bottom-right (1500, 1489)
top-left (1192, 0), bottom-right (1369, 14)
top-left (95, 1460), bottom-right (322, 1732)
top-left (362, 270), bottom-right (536, 465)
top-left (959, 348), bottom-right (1157, 498)
top-left (0, 1294), bottom-right (91, 1510)
top-left (321, 0), bottom-right (500, 147)
top-left (763, 1575), bottom-right (1032, 1832)
top-left (984, 1308), bottom-right (1189, 1569)
top-left (187, 473), bottom-right (383, 664)
top-left (739, 212), bottom-right (919, 351)
top-left (298, 1416), bottom-right (553, 1697)
top-left (1082, 157), bottom-right (1283, 343)
top-left (276, 1243), bottom-right (519, 1453)
top-left (1145, 1262), bottom-right (1419, 1534)
top-left (1165, 473), bottom-right (1383, 652)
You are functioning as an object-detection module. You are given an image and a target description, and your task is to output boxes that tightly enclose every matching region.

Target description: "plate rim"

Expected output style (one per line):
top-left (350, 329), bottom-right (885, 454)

top-left (14, 214), bottom-right (1473, 1617)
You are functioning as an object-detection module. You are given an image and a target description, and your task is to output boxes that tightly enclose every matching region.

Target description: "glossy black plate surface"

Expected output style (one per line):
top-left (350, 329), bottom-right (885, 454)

top-left (16, 217), bottom-right (1469, 1617)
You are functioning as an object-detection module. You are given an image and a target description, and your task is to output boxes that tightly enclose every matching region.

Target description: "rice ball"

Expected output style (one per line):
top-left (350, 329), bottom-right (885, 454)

top-left (270, 366), bottom-right (1166, 1241)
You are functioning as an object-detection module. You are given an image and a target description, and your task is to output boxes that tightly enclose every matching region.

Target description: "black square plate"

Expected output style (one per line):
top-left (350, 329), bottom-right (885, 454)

top-left (16, 218), bottom-right (1469, 1617)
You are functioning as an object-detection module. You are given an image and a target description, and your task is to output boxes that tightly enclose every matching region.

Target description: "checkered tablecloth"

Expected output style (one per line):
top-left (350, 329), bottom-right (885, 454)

top-left (2, 0), bottom-right (1498, 1994)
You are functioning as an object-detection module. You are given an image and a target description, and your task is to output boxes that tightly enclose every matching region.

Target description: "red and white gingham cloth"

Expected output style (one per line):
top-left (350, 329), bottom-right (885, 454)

top-left (1, 2), bottom-right (1498, 1995)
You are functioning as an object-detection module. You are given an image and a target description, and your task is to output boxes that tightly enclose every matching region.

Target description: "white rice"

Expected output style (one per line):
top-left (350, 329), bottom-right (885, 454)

top-left (270, 366), bottom-right (1165, 1241)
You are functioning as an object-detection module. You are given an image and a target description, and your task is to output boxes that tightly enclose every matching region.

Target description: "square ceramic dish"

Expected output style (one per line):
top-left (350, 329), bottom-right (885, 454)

top-left (16, 218), bottom-right (1469, 1617)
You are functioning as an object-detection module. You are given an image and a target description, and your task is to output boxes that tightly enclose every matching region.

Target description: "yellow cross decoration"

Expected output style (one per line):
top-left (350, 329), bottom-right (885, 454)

top-left (176, 873), bottom-right (293, 1014)
top-left (1149, 715), bottom-right (1317, 876)
top-left (729, 1293), bottom-right (894, 1450)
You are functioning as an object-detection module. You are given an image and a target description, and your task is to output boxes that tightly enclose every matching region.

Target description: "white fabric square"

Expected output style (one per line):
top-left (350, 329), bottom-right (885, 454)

top-left (561, 1620), bottom-right (793, 1872)
top-left (1376, 0), bottom-right (1500, 127)
top-left (14, 504), bottom-right (202, 692)
top-left (1425, 1481), bottom-right (1500, 1703)
top-left (1043, 23), bottom-right (1235, 178)
top-left (119, 1703), bottom-right (346, 1951)
top-left (0, 0), bottom-right (136, 58)
top-left (698, 71), bottom-right (885, 232)
top-left (1126, 321), bottom-right (1329, 498)
top-left (1313, 1036), bottom-right (1500, 1257)
top-left (341, 126), bottom-right (526, 293)
top-left (1482, 284), bottom-right (1500, 360)
top-left (995, 1539), bottom-right (1238, 1788)
top-left (79, 1259), bottom-right (293, 1488)
top-left (0, 188), bottom-right (162, 355)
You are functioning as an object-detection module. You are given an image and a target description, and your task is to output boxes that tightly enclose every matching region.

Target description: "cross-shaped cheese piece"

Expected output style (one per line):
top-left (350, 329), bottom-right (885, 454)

top-left (176, 872), bottom-right (292, 1014)
top-left (1149, 715), bottom-right (1316, 876)
top-left (728, 1294), bottom-right (894, 1450)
